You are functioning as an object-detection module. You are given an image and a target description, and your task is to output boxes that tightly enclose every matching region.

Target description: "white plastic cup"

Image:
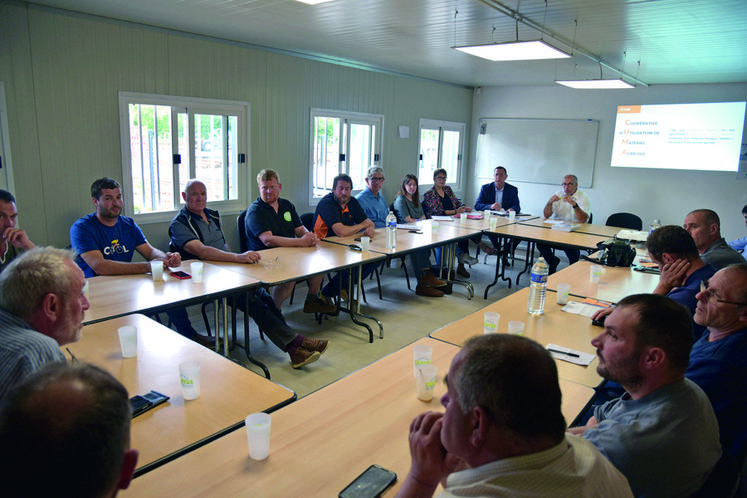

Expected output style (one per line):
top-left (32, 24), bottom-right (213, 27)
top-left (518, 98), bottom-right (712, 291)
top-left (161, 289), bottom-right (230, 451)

top-left (150, 261), bottom-right (163, 282)
top-left (508, 210), bottom-right (516, 222)
top-left (489, 216), bottom-right (498, 231)
top-left (459, 213), bottom-right (466, 225)
top-left (416, 364), bottom-right (438, 402)
top-left (590, 265), bottom-right (602, 283)
top-left (413, 344), bottom-right (432, 377)
top-left (179, 361), bottom-right (201, 400)
top-left (556, 283), bottom-right (571, 305)
top-left (191, 261), bottom-right (204, 283)
top-left (117, 326), bottom-right (137, 358)
top-left (245, 412), bottom-right (272, 460)
top-left (431, 221), bottom-right (439, 231)
top-left (508, 321), bottom-right (525, 335)
top-left (360, 236), bottom-right (370, 251)
top-left (483, 311), bottom-right (500, 334)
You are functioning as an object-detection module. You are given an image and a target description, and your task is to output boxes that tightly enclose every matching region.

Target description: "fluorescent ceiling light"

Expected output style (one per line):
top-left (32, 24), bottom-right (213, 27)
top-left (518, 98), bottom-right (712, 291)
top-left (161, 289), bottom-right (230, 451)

top-left (453, 40), bottom-right (570, 61)
top-left (556, 79), bottom-right (634, 89)
top-left (293, 0), bottom-right (335, 4)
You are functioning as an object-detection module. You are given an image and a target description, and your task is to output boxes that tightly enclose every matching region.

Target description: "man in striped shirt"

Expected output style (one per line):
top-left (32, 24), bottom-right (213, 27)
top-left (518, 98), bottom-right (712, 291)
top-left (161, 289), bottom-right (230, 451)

top-left (0, 247), bottom-right (89, 399)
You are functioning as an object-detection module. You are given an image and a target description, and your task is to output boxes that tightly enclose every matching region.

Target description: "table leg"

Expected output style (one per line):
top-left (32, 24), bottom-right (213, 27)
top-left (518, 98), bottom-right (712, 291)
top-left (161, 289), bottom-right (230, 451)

top-left (445, 243), bottom-right (474, 299)
top-left (483, 236), bottom-right (513, 299)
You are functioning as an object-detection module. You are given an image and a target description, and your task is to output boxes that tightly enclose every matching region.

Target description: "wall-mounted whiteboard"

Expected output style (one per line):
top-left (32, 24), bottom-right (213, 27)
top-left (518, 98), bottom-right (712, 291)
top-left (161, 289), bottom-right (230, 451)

top-left (475, 118), bottom-right (599, 187)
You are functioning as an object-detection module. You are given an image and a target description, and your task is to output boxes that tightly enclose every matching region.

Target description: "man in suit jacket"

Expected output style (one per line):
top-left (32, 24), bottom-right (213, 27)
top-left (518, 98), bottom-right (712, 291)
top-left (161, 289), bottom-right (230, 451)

top-left (474, 166), bottom-right (520, 258)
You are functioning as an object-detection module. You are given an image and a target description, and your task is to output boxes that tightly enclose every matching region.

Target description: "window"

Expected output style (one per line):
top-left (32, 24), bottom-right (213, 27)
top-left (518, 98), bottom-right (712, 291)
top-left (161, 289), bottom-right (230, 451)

top-left (118, 92), bottom-right (249, 222)
top-left (310, 108), bottom-right (383, 203)
top-left (418, 119), bottom-right (465, 188)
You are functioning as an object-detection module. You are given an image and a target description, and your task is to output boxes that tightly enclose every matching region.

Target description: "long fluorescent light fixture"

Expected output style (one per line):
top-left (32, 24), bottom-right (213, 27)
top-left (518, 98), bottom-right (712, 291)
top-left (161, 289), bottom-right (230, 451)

top-left (556, 79), bottom-right (634, 89)
top-left (293, 0), bottom-right (335, 4)
top-left (453, 40), bottom-right (570, 61)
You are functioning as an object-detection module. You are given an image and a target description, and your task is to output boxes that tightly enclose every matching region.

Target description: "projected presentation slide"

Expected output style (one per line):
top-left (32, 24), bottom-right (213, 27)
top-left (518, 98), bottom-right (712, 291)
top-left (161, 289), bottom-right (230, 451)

top-left (610, 101), bottom-right (746, 171)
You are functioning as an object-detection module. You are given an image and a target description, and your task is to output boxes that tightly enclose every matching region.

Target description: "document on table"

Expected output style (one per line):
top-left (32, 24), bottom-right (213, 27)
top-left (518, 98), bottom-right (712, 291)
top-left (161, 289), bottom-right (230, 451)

top-left (546, 344), bottom-right (595, 366)
top-left (431, 215), bottom-right (453, 221)
top-left (396, 223), bottom-right (420, 230)
top-left (561, 298), bottom-right (613, 317)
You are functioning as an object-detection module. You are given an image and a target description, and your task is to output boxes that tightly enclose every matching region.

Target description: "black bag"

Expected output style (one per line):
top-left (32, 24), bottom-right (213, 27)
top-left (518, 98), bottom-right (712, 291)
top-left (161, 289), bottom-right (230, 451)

top-left (596, 238), bottom-right (636, 267)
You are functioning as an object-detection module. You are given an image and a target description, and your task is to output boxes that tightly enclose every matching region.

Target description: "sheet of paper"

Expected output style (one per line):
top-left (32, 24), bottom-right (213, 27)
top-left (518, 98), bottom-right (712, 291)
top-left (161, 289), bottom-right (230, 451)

top-left (431, 215), bottom-right (453, 221)
top-left (561, 301), bottom-right (610, 317)
top-left (546, 343), bottom-right (595, 366)
top-left (396, 223), bottom-right (420, 230)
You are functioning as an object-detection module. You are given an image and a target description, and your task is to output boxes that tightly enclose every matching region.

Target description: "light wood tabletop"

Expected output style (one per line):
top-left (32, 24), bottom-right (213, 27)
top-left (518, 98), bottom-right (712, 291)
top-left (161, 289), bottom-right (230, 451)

top-left (547, 260), bottom-right (659, 304)
top-left (211, 243), bottom-right (385, 286)
top-left (517, 218), bottom-right (623, 238)
top-left (69, 314), bottom-right (295, 476)
top-left (84, 262), bottom-right (260, 324)
top-left (430, 288), bottom-right (603, 388)
top-left (492, 222), bottom-right (610, 249)
top-left (124, 337), bottom-right (594, 497)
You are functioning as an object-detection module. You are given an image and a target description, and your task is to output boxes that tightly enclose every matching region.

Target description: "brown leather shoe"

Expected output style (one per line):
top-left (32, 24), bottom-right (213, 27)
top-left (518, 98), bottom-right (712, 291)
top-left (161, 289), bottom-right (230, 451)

top-left (300, 336), bottom-right (329, 354)
top-left (457, 263), bottom-right (471, 278)
top-left (415, 284), bottom-right (444, 297)
top-left (303, 295), bottom-right (337, 314)
top-left (290, 348), bottom-right (321, 369)
top-left (192, 334), bottom-right (216, 348)
top-left (478, 241), bottom-right (498, 256)
top-left (420, 271), bottom-right (447, 287)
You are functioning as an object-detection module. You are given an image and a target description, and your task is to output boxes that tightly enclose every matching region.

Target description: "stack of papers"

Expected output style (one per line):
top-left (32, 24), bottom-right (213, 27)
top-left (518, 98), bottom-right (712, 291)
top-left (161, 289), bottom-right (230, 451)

top-left (616, 229), bottom-right (649, 242)
top-left (551, 222), bottom-right (580, 232)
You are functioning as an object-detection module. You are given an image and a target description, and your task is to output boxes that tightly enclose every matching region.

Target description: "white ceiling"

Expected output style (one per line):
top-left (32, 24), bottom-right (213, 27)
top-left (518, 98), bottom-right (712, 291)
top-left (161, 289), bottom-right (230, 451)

top-left (28, 0), bottom-right (747, 87)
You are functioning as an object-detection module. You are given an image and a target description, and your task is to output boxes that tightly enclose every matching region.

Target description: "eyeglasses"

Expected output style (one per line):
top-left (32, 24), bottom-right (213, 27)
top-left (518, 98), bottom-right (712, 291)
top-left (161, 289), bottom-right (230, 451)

top-left (369, 177), bottom-right (385, 182)
top-left (561, 182), bottom-right (576, 187)
top-left (435, 176), bottom-right (447, 181)
top-left (699, 279), bottom-right (747, 306)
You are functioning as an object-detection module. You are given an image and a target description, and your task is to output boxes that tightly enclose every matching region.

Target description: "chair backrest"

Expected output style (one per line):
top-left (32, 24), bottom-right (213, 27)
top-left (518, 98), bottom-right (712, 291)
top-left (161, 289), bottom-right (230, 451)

top-left (237, 209), bottom-right (249, 253)
top-left (693, 450), bottom-right (739, 498)
top-left (300, 212), bottom-right (315, 232)
top-left (605, 212), bottom-right (643, 230)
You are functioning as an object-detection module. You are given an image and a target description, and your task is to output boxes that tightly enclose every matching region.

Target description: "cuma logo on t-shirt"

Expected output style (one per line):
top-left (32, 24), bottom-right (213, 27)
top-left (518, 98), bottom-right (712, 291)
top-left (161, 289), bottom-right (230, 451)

top-left (103, 239), bottom-right (129, 255)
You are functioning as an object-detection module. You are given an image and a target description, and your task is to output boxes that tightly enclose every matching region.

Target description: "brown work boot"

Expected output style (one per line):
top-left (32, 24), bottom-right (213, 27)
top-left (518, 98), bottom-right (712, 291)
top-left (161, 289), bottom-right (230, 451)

top-left (303, 295), bottom-right (337, 314)
top-left (300, 336), bottom-right (329, 354)
top-left (290, 348), bottom-right (321, 369)
top-left (420, 271), bottom-right (447, 287)
top-left (478, 241), bottom-right (497, 256)
top-left (415, 284), bottom-right (444, 297)
top-left (457, 262), bottom-right (471, 278)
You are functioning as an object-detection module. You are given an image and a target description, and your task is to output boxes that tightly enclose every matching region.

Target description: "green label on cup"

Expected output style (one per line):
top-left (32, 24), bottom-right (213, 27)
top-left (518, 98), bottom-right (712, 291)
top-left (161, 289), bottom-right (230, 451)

top-left (181, 378), bottom-right (193, 386)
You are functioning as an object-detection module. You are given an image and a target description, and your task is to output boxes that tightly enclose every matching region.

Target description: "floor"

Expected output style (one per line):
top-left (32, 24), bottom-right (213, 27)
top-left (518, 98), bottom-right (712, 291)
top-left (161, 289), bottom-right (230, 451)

top-left (189, 241), bottom-right (561, 399)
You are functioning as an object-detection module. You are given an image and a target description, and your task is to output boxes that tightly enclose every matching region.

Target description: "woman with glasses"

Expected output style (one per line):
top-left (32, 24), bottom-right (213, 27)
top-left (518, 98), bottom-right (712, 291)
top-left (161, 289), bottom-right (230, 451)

top-left (422, 168), bottom-right (478, 278)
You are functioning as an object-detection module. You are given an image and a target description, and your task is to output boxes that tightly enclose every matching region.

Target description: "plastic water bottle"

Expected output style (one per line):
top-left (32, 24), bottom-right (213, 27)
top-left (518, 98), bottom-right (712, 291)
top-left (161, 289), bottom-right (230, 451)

top-left (386, 211), bottom-right (397, 249)
top-left (527, 257), bottom-right (549, 315)
top-left (649, 218), bottom-right (661, 234)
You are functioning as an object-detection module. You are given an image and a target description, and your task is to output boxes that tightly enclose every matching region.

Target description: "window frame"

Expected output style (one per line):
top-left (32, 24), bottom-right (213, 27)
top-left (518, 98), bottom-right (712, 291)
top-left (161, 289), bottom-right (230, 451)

top-left (308, 108), bottom-right (383, 205)
top-left (118, 92), bottom-right (251, 224)
top-left (418, 118), bottom-right (466, 191)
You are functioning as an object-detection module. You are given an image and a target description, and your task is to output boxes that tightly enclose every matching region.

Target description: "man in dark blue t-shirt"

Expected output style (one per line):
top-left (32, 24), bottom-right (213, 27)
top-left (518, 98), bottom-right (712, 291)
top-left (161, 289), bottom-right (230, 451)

top-left (244, 169), bottom-right (335, 314)
top-left (313, 174), bottom-right (376, 300)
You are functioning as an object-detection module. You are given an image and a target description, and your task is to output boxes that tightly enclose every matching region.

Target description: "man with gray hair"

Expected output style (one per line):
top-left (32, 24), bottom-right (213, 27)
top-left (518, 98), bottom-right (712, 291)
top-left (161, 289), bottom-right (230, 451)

top-left (0, 362), bottom-right (138, 497)
top-left (537, 174), bottom-right (592, 274)
top-left (0, 247), bottom-right (90, 399)
top-left (356, 166), bottom-right (447, 298)
top-left (683, 208), bottom-right (744, 269)
top-left (397, 334), bottom-right (632, 497)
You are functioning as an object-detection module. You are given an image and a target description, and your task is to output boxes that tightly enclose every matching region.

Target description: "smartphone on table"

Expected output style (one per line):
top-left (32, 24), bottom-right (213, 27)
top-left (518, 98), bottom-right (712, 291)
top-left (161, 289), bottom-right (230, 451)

top-left (170, 270), bottom-right (191, 280)
top-left (339, 464), bottom-right (397, 498)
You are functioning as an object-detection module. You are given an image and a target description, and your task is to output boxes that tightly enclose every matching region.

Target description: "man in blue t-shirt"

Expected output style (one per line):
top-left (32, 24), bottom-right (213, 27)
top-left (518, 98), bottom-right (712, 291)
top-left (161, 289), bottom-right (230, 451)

top-left (356, 167), bottom-right (446, 298)
top-left (686, 263), bottom-right (747, 466)
top-left (244, 169), bottom-right (335, 314)
top-left (70, 178), bottom-right (212, 348)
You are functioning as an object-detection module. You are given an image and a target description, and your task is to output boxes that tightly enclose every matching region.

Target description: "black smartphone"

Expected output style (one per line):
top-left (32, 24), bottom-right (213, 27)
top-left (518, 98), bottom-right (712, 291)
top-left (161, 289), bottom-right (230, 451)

top-left (130, 390), bottom-right (170, 418)
top-left (339, 464), bottom-right (397, 498)
top-left (349, 244), bottom-right (362, 252)
top-left (170, 270), bottom-right (192, 280)
top-left (591, 315), bottom-right (607, 327)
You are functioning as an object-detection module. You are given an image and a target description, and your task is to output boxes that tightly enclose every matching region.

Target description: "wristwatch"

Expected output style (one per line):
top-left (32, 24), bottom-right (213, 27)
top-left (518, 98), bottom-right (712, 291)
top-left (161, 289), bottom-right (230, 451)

top-left (572, 203), bottom-right (578, 209)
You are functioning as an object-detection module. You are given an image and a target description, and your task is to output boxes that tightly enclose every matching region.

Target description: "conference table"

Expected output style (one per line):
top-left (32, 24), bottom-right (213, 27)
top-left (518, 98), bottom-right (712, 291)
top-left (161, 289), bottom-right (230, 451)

top-left (67, 314), bottom-right (296, 477)
top-left (84, 262), bottom-right (260, 357)
top-left (482, 220), bottom-right (622, 296)
top-left (547, 259), bottom-right (660, 304)
top-left (123, 337), bottom-right (594, 496)
top-left (430, 288), bottom-right (604, 388)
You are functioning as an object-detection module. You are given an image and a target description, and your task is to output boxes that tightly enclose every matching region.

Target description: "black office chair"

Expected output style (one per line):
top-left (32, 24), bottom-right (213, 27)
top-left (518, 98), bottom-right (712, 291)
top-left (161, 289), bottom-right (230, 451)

top-left (237, 209), bottom-right (249, 252)
top-left (605, 212), bottom-right (643, 231)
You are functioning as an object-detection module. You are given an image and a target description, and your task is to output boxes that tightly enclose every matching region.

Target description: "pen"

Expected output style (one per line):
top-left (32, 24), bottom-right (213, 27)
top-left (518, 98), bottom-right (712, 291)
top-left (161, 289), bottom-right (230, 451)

top-left (547, 348), bottom-right (580, 358)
